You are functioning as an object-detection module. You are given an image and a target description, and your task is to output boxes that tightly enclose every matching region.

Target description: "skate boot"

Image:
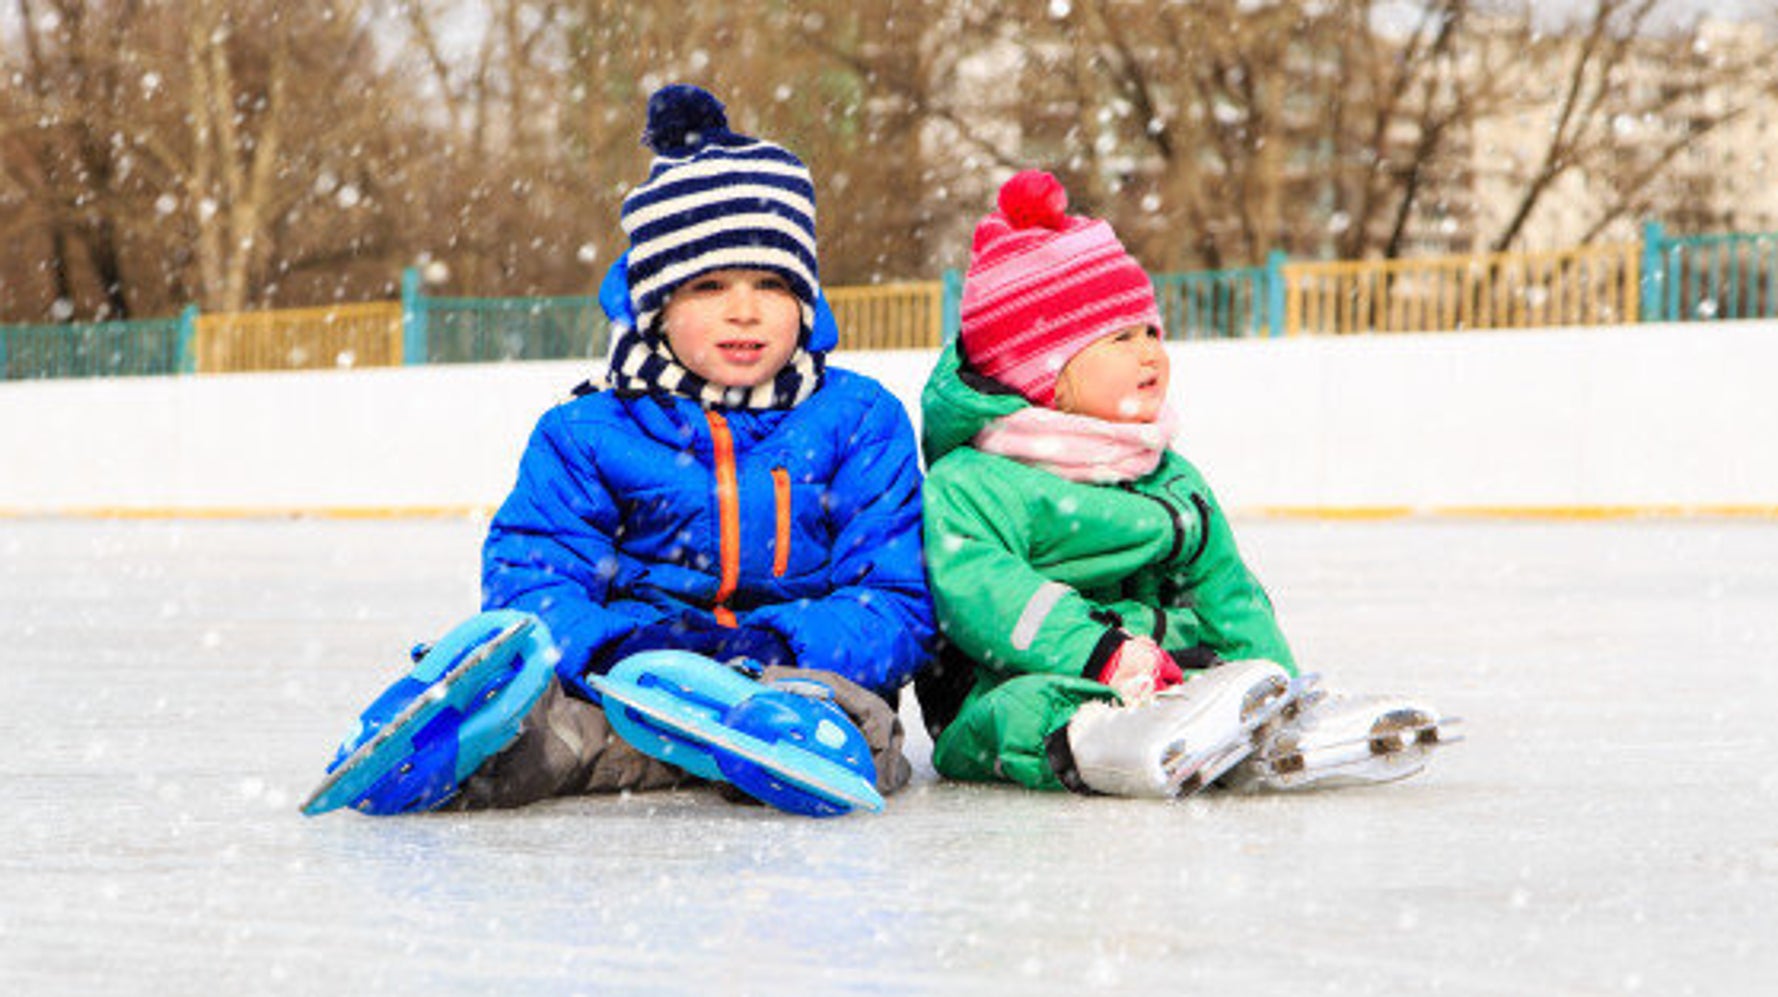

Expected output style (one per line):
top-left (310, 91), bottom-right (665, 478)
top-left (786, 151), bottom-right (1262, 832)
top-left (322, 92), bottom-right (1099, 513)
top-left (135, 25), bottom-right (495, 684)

top-left (588, 651), bottom-right (884, 817)
top-left (301, 610), bottom-right (558, 816)
top-left (1224, 690), bottom-right (1461, 792)
top-left (1059, 659), bottom-right (1313, 798)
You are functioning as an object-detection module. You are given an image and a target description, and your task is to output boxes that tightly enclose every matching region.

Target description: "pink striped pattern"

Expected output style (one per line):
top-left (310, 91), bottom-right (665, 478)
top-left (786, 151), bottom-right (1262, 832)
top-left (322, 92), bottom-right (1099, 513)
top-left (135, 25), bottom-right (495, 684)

top-left (959, 173), bottom-right (1162, 406)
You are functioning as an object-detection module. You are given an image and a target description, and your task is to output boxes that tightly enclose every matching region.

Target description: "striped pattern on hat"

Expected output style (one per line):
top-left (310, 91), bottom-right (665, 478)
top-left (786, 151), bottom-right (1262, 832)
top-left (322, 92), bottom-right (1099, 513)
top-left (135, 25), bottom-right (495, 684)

top-left (620, 91), bottom-right (820, 342)
top-left (959, 171), bottom-right (1162, 407)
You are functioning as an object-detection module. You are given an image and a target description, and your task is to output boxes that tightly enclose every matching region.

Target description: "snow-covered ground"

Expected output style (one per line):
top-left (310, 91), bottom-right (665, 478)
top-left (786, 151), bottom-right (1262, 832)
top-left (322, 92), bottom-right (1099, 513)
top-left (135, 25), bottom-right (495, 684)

top-left (2, 516), bottom-right (1773, 995)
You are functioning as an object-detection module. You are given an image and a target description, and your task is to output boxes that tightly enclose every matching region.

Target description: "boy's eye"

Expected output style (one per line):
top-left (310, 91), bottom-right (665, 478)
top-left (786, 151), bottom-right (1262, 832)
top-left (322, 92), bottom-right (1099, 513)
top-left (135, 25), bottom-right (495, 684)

top-left (754, 275), bottom-right (790, 293)
top-left (686, 277), bottom-right (726, 293)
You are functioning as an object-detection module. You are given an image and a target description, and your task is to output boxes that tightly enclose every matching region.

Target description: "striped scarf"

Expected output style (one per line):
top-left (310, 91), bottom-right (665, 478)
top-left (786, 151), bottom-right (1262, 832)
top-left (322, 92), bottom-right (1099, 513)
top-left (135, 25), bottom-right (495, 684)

top-left (601, 323), bottom-right (825, 410)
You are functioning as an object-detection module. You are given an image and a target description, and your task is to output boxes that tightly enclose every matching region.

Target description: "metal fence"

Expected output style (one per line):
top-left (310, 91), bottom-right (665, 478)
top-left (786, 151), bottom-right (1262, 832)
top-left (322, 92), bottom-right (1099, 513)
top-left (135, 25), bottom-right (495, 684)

top-left (1644, 222), bottom-right (1778, 322)
top-left (8, 222), bottom-right (1778, 383)
top-left (1153, 264), bottom-right (1274, 339)
top-left (826, 281), bottom-right (946, 350)
top-left (0, 317), bottom-right (187, 380)
top-left (1282, 243), bottom-right (1639, 335)
top-left (416, 295), bottom-right (608, 364)
top-left (194, 302), bottom-right (404, 373)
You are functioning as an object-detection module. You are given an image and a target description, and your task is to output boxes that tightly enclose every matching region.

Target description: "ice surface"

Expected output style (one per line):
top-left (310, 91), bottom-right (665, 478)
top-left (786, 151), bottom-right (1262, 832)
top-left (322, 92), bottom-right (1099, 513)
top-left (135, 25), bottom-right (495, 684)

top-left (2, 517), bottom-right (1774, 995)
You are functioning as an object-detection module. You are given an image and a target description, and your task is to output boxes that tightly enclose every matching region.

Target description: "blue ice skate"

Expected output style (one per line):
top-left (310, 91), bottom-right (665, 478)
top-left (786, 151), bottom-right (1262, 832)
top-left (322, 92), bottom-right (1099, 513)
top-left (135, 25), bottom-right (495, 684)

top-left (300, 610), bottom-right (558, 816)
top-left (586, 651), bottom-right (884, 817)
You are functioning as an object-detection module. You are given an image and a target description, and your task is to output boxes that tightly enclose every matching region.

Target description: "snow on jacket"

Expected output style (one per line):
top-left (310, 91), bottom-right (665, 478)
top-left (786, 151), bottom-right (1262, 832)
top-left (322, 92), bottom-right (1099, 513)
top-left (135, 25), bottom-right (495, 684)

top-left (482, 367), bottom-right (934, 698)
top-left (918, 341), bottom-right (1295, 735)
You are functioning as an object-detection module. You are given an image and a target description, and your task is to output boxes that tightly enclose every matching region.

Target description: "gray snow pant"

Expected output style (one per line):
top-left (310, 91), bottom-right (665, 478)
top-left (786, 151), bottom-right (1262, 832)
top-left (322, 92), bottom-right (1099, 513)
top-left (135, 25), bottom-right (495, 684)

top-left (444, 667), bottom-right (911, 811)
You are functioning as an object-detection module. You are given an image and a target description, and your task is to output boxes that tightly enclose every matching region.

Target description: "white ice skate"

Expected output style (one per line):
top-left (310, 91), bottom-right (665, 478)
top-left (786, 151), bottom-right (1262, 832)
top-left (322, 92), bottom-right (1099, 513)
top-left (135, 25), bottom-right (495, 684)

top-left (1223, 690), bottom-right (1461, 792)
top-left (1063, 659), bottom-right (1314, 798)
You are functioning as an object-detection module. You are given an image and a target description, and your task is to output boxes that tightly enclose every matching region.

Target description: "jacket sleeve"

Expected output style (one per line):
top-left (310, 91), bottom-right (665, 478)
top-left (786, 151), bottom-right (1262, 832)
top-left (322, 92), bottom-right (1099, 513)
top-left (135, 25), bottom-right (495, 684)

top-left (1164, 477), bottom-right (1296, 671)
top-left (481, 406), bottom-right (647, 682)
top-left (922, 454), bottom-right (1130, 684)
top-left (744, 388), bottom-right (935, 697)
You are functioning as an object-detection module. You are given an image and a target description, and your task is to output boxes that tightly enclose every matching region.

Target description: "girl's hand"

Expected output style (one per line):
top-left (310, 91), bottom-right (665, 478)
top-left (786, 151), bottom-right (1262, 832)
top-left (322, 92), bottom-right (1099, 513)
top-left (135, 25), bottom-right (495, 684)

top-left (1099, 637), bottom-right (1184, 705)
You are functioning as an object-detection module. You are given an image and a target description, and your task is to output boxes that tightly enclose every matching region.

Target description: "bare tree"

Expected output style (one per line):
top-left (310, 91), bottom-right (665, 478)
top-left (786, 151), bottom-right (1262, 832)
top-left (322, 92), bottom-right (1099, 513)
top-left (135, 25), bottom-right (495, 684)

top-left (1477, 0), bottom-right (1778, 247)
top-left (2, 0), bottom-right (150, 319)
top-left (2, 0), bottom-right (435, 319)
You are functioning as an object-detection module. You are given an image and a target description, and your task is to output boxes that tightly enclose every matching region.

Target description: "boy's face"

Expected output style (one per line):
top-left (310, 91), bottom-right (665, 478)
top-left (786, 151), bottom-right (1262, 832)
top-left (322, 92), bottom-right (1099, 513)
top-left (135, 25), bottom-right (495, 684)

top-left (660, 268), bottom-right (802, 389)
top-left (1053, 324), bottom-right (1170, 423)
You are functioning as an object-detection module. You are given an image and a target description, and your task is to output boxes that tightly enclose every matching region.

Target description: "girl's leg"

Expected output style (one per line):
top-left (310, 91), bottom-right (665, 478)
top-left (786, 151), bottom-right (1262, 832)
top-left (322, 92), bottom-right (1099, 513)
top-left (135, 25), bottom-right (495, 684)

top-left (931, 674), bottom-right (1117, 791)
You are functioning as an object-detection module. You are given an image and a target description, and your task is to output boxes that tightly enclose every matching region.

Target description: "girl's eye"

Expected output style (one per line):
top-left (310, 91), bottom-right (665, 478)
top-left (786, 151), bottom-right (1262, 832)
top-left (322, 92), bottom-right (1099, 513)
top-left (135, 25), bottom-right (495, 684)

top-left (755, 275), bottom-right (790, 292)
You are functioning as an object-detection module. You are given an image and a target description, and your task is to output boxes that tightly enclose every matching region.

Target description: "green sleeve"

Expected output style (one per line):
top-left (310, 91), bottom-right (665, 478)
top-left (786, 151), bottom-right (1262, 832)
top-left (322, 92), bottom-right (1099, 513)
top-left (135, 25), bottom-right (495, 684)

top-left (1165, 473), bottom-right (1296, 672)
top-left (924, 454), bottom-right (1124, 682)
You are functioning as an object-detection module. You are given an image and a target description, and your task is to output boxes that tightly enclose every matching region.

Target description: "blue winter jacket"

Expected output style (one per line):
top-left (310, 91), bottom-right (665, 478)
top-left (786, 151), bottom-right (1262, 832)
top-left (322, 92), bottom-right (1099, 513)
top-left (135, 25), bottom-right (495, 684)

top-left (482, 368), bottom-right (934, 698)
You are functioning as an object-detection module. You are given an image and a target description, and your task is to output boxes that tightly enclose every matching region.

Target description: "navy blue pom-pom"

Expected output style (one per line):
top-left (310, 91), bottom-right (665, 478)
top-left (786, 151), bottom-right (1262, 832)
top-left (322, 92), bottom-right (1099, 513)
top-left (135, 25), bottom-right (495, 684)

top-left (644, 85), bottom-right (730, 154)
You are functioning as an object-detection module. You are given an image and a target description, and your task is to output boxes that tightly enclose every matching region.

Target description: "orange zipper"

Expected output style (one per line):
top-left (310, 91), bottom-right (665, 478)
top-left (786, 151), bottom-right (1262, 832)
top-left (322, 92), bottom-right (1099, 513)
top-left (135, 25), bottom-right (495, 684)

top-left (771, 468), bottom-right (791, 578)
top-left (704, 410), bottom-right (741, 628)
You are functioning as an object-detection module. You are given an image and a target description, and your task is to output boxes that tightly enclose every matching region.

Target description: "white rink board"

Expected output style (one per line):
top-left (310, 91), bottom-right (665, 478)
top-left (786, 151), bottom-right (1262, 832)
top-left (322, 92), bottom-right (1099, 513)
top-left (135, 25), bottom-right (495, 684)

top-left (2, 321), bottom-right (1777, 514)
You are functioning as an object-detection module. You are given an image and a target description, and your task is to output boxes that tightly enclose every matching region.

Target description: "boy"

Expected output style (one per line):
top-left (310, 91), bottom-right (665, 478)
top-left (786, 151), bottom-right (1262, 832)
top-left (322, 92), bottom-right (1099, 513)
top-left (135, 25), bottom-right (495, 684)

top-left (309, 85), bottom-right (933, 815)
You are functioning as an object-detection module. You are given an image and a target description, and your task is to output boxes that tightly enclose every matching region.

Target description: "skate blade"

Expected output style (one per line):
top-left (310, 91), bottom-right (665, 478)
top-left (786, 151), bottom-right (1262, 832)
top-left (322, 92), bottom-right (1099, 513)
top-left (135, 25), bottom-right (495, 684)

top-left (1166, 673), bottom-right (1320, 798)
top-left (588, 652), bottom-right (764, 782)
top-left (301, 617), bottom-right (535, 816)
top-left (1252, 716), bottom-right (1462, 791)
top-left (589, 660), bottom-right (884, 816)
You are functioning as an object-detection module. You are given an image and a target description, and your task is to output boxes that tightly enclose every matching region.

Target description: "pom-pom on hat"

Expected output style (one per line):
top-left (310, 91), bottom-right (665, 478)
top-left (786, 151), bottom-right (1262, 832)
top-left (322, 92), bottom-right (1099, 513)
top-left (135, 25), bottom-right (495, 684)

top-left (959, 170), bottom-right (1163, 407)
top-left (619, 84), bottom-right (820, 343)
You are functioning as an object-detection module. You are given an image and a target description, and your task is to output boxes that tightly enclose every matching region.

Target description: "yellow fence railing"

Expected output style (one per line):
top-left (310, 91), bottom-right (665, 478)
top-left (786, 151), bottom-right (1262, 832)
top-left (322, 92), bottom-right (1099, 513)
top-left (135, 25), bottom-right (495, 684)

top-left (195, 302), bottom-right (404, 373)
top-left (1282, 243), bottom-right (1640, 335)
top-left (825, 281), bottom-right (945, 351)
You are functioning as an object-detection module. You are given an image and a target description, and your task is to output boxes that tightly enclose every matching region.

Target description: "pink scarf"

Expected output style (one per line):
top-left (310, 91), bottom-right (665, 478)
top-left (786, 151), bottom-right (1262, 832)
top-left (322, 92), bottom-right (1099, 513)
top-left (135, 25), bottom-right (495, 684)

top-left (973, 406), bottom-right (1179, 483)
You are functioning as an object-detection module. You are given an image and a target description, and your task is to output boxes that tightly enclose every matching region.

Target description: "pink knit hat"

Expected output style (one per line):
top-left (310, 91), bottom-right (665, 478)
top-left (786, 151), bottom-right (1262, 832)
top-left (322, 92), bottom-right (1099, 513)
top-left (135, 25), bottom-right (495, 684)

top-left (959, 171), bottom-right (1163, 406)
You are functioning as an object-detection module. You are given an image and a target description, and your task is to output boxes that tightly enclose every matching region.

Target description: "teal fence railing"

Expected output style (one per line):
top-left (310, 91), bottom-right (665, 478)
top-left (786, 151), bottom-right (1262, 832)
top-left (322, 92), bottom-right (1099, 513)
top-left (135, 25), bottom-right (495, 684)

top-left (1153, 256), bottom-right (1280, 339)
top-left (402, 268), bottom-right (609, 364)
top-left (1642, 221), bottom-right (1778, 323)
top-left (0, 316), bottom-right (189, 381)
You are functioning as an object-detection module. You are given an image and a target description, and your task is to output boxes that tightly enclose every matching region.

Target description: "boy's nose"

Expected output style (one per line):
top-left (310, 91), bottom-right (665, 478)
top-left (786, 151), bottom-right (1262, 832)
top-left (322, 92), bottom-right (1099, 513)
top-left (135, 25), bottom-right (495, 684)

top-left (728, 286), bottom-right (761, 323)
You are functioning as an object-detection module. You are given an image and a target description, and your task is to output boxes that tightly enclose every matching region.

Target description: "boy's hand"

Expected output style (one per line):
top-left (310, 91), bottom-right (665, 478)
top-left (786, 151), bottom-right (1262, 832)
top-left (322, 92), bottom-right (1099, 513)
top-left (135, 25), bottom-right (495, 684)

top-left (1098, 637), bottom-right (1183, 705)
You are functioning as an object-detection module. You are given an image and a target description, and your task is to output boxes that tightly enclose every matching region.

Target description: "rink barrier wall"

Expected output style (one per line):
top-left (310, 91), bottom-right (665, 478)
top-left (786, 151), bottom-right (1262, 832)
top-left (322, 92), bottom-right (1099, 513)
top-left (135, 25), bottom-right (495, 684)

top-left (2, 321), bottom-right (1776, 518)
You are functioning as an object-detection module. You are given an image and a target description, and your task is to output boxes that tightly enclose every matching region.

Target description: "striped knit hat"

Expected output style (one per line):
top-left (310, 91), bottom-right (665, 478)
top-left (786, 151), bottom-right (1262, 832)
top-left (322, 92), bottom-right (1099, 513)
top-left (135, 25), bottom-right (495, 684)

top-left (621, 85), bottom-right (820, 346)
top-left (959, 171), bottom-right (1162, 407)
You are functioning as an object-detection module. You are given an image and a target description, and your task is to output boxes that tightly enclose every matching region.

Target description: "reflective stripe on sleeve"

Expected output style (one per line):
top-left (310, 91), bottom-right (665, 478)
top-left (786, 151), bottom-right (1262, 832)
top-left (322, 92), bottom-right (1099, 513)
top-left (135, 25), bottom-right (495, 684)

top-left (1011, 581), bottom-right (1070, 651)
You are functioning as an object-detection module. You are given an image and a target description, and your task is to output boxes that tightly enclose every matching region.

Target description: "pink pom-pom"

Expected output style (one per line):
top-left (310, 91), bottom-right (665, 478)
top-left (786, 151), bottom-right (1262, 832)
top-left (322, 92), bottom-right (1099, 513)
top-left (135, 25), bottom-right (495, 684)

top-left (997, 170), bottom-right (1069, 230)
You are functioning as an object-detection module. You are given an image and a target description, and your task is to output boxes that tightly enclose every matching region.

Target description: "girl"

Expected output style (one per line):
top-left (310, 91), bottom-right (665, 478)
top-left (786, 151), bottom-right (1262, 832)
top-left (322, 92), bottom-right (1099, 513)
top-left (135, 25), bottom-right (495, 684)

top-left (917, 171), bottom-right (1450, 797)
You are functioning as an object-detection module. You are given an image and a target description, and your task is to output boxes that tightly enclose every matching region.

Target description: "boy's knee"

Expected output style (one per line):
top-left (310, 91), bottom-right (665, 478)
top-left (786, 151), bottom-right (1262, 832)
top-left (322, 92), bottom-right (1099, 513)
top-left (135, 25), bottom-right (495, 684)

top-left (760, 666), bottom-right (912, 795)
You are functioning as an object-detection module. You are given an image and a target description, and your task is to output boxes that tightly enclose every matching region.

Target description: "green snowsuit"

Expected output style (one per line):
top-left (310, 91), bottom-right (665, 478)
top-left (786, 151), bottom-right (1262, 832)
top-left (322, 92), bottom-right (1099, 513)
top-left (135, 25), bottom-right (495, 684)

top-left (918, 342), bottom-right (1295, 791)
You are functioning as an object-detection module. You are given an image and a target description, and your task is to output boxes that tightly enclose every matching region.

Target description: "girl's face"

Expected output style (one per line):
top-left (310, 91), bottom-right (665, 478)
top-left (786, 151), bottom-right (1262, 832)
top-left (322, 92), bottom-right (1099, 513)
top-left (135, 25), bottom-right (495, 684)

top-left (1053, 325), bottom-right (1169, 423)
top-left (661, 268), bottom-right (802, 388)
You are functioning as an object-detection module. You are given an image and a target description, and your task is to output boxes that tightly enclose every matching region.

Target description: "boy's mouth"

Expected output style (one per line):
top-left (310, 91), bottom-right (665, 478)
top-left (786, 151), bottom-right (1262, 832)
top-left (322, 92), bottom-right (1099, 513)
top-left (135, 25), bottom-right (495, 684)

top-left (715, 340), bottom-right (767, 362)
